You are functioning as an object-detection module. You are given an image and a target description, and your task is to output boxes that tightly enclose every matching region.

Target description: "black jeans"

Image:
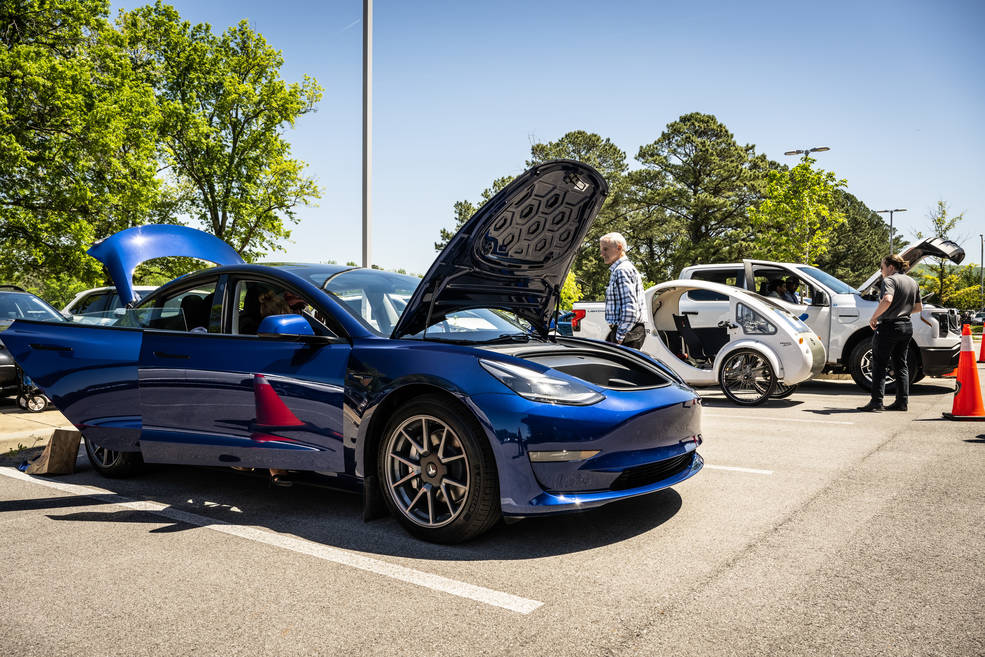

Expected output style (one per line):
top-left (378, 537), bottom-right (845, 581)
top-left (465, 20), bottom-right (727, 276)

top-left (870, 318), bottom-right (913, 406)
top-left (606, 322), bottom-right (646, 350)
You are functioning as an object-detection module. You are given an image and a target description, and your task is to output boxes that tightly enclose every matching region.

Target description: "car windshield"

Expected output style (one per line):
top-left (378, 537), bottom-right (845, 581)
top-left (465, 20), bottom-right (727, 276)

top-left (795, 266), bottom-right (857, 295)
top-left (322, 269), bottom-right (532, 342)
top-left (0, 292), bottom-right (65, 325)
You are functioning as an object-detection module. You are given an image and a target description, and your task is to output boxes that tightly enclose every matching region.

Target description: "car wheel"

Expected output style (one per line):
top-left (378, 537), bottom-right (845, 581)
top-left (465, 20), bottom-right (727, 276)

top-left (15, 395), bottom-right (27, 409)
top-left (83, 436), bottom-right (143, 478)
top-left (770, 382), bottom-right (798, 398)
top-left (848, 341), bottom-right (919, 392)
top-left (718, 349), bottom-right (775, 406)
top-left (378, 395), bottom-right (500, 543)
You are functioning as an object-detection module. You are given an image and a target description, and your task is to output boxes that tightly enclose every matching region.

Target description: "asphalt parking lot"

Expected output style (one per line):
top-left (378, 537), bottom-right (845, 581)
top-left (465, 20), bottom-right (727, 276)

top-left (1, 373), bottom-right (983, 656)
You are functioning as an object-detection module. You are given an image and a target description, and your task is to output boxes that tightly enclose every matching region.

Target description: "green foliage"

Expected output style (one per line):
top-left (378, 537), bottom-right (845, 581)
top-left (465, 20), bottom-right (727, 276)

top-left (814, 190), bottom-right (898, 287)
top-left (0, 0), bottom-right (163, 294)
top-left (912, 263), bottom-right (982, 309)
top-left (623, 113), bottom-right (774, 287)
top-left (559, 271), bottom-right (582, 311)
top-left (748, 156), bottom-right (846, 264)
top-left (914, 200), bottom-right (964, 302)
top-left (116, 2), bottom-right (323, 261)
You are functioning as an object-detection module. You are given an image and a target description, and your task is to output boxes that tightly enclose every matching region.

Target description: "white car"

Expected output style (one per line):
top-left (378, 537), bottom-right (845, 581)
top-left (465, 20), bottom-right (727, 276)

top-left (678, 237), bottom-right (964, 390)
top-left (574, 280), bottom-right (825, 405)
top-left (62, 285), bottom-right (156, 324)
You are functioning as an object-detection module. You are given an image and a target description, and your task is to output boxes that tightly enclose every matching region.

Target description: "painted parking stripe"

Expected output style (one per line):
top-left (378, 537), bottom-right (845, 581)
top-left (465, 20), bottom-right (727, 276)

top-left (704, 413), bottom-right (854, 425)
top-left (703, 464), bottom-right (774, 475)
top-left (0, 467), bottom-right (543, 615)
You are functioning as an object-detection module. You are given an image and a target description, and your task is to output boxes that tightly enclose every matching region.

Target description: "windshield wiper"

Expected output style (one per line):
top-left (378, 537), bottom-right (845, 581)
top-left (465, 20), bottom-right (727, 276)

top-left (480, 333), bottom-right (534, 345)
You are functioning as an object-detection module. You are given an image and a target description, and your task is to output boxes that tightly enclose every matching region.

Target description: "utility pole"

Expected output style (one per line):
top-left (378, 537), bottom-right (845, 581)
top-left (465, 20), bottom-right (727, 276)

top-left (783, 146), bottom-right (831, 262)
top-left (362, 0), bottom-right (372, 268)
top-left (875, 209), bottom-right (907, 255)
top-left (980, 233), bottom-right (983, 310)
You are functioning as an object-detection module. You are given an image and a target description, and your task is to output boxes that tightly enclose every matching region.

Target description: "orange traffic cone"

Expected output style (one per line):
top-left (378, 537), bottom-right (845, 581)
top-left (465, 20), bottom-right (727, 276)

top-left (943, 324), bottom-right (985, 421)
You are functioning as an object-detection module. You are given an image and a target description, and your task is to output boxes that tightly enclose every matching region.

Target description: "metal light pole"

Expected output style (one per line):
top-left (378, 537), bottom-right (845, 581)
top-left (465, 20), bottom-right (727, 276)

top-left (362, 0), bottom-right (372, 268)
top-left (980, 233), bottom-right (984, 310)
top-left (875, 209), bottom-right (907, 255)
top-left (783, 146), bottom-right (831, 261)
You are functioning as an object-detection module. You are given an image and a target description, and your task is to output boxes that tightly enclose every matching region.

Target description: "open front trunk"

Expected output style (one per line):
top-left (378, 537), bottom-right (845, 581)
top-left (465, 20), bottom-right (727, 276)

top-left (481, 339), bottom-right (674, 390)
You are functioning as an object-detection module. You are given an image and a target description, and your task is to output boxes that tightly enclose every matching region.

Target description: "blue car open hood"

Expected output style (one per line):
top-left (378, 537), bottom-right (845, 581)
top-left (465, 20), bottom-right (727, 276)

top-left (391, 160), bottom-right (608, 340)
top-left (88, 225), bottom-right (245, 306)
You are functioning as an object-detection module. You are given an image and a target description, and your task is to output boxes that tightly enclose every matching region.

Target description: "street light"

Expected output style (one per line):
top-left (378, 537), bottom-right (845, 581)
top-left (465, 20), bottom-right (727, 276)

top-left (875, 208), bottom-right (907, 255)
top-left (784, 146), bottom-right (830, 159)
top-left (980, 233), bottom-right (983, 310)
top-left (362, 0), bottom-right (372, 268)
top-left (783, 146), bottom-right (831, 261)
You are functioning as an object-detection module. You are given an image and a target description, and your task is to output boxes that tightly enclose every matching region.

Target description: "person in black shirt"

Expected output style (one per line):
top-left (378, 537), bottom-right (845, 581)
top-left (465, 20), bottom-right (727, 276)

top-left (857, 255), bottom-right (924, 412)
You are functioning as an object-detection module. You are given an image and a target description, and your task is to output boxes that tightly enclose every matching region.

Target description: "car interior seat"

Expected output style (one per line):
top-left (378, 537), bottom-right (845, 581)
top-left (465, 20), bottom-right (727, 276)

top-left (179, 294), bottom-right (203, 331)
top-left (672, 314), bottom-right (712, 362)
top-left (238, 284), bottom-right (262, 334)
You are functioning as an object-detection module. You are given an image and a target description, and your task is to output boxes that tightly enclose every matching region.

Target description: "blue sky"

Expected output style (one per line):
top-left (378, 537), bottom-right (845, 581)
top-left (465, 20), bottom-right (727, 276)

top-left (112, 0), bottom-right (985, 275)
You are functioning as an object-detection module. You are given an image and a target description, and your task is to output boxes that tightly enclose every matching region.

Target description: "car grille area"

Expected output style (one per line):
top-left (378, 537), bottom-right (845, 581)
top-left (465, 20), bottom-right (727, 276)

top-left (609, 453), bottom-right (694, 491)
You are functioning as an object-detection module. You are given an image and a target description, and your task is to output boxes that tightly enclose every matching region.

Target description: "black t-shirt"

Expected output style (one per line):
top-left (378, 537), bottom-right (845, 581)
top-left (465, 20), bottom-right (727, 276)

top-left (880, 273), bottom-right (920, 320)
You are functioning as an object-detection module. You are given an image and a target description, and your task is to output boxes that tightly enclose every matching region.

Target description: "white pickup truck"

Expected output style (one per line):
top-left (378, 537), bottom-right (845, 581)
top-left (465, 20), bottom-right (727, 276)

top-left (573, 238), bottom-right (963, 391)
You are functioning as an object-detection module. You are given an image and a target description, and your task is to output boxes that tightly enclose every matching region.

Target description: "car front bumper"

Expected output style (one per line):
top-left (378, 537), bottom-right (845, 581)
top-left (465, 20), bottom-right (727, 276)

top-left (921, 343), bottom-right (960, 376)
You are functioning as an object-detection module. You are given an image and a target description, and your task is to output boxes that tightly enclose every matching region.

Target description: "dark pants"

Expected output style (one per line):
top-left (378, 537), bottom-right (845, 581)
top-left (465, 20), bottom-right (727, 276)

top-left (870, 318), bottom-right (912, 406)
top-left (606, 322), bottom-right (646, 350)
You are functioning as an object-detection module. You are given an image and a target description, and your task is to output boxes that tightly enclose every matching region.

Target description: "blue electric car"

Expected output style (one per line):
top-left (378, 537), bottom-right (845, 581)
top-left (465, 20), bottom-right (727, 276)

top-left (2, 161), bottom-right (703, 542)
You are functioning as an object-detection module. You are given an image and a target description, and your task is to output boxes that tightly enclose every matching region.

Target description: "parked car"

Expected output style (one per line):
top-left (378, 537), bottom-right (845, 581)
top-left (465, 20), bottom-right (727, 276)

top-left (4, 161), bottom-right (705, 543)
top-left (677, 237), bottom-right (964, 391)
top-left (573, 280), bottom-right (825, 405)
top-left (0, 285), bottom-right (65, 405)
top-left (970, 311), bottom-right (985, 326)
top-left (63, 285), bottom-right (156, 324)
top-left (556, 310), bottom-right (574, 336)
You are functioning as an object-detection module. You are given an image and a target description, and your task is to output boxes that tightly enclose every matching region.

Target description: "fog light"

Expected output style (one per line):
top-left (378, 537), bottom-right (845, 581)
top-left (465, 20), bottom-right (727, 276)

top-left (528, 450), bottom-right (600, 462)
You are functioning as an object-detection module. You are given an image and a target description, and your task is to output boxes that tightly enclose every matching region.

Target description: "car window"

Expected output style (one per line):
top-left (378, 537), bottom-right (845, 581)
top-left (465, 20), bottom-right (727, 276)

top-left (685, 289), bottom-right (729, 302)
top-left (0, 292), bottom-right (65, 323)
top-left (231, 279), bottom-right (334, 337)
top-left (323, 269), bottom-right (421, 337)
top-left (71, 292), bottom-right (110, 315)
top-left (127, 282), bottom-right (220, 332)
top-left (689, 269), bottom-right (744, 287)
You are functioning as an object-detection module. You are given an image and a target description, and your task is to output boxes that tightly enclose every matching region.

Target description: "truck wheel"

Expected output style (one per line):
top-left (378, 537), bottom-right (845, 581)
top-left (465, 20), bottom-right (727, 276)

top-left (848, 341), bottom-right (920, 392)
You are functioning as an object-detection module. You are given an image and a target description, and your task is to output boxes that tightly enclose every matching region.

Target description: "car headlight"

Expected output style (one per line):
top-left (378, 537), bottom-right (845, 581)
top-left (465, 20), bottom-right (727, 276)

top-left (479, 359), bottom-right (605, 405)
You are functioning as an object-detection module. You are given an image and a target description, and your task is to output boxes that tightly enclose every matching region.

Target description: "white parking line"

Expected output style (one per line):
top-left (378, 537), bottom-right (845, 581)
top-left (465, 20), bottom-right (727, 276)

top-left (704, 413), bottom-right (854, 425)
top-left (0, 467), bottom-right (543, 615)
top-left (703, 464), bottom-right (774, 475)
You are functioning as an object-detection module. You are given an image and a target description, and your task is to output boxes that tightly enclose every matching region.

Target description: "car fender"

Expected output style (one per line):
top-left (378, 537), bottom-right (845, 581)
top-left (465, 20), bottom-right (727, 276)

top-left (714, 339), bottom-right (784, 380)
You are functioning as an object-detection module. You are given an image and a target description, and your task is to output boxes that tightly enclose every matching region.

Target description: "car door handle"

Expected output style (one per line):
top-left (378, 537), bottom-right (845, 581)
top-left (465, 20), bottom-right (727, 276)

top-left (682, 311), bottom-right (699, 315)
top-left (30, 343), bottom-right (72, 352)
top-left (153, 351), bottom-right (190, 359)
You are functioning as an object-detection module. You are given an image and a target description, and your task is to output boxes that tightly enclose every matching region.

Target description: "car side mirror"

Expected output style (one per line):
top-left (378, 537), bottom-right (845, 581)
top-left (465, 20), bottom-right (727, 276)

top-left (257, 314), bottom-right (314, 337)
top-left (810, 291), bottom-right (830, 307)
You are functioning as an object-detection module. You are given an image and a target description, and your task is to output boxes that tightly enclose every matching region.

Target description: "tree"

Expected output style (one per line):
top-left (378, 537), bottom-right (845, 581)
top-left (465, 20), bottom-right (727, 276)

top-left (559, 271), bottom-right (581, 310)
top-left (747, 155), bottom-right (846, 264)
top-left (116, 2), bottom-right (323, 261)
top-left (914, 200), bottom-right (964, 302)
top-left (814, 190), bottom-right (896, 287)
top-left (0, 0), bottom-right (162, 295)
top-left (625, 113), bottom-right (773, 284)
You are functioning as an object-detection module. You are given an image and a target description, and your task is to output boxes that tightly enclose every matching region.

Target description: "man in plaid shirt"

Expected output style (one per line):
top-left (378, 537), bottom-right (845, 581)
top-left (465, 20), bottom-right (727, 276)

top-left (600, 232), bottom-right (646, 349)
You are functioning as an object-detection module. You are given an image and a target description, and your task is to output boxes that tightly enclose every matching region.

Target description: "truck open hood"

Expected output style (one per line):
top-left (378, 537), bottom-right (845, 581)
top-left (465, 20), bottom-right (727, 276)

top-left (856, 237), bottom-right (966, 296)
top-left (391, 160), bottom-right (608, 339)
top-left (88, 225), bottom-right (245, 306)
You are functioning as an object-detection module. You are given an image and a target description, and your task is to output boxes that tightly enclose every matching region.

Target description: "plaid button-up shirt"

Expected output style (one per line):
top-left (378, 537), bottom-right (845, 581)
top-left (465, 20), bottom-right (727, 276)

top-left (604, 256), bottom-right (645, 342)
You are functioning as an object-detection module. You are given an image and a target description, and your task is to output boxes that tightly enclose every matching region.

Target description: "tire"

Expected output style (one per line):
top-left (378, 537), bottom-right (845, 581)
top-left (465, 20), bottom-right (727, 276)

top-left (771, 382), bottom-right (798, 399)
top-left (15, 395), bottom-right (27, 409)
top-left (83, 436), bottom-right (144, 478)
top-left (718, 349), bottom-right (775, 406)
top-left (377, 394), bottom-right (500, 543)
top-left (25, 395), bottom-right (48, 412)
top-left (848, 341), bottom-right (920, 392)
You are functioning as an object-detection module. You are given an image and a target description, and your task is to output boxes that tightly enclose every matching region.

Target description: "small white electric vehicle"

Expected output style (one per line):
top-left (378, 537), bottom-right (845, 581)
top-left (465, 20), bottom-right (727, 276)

top-left (566, 280), bottom-right (825, 405)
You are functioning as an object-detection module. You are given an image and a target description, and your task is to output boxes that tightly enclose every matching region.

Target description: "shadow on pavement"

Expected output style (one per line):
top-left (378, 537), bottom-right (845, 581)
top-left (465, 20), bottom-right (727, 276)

top-left (6, 461), bottom-right (685, 560)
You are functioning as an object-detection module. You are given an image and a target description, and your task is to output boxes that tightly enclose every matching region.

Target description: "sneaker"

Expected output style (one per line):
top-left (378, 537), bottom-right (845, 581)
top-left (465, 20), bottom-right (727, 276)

top-left (885, 402), bottom-right (908, 411)
top-left (856, 402), bottom-right (884, 412)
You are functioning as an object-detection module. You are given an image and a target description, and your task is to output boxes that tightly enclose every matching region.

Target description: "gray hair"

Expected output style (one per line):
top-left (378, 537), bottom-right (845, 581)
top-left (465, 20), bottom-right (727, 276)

top-left (599, 232), bottom-right (627, 251)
